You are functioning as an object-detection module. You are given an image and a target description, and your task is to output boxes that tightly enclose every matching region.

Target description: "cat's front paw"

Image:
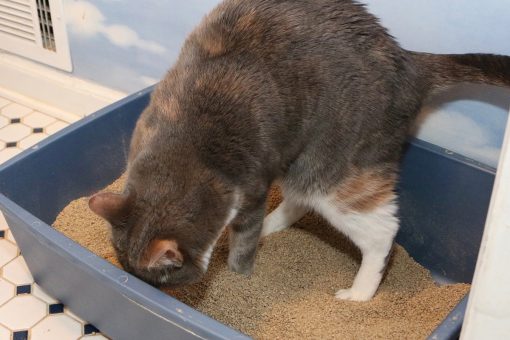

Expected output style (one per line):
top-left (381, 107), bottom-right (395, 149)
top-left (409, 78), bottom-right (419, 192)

top-left (335, 288), bottom-right (374, 302)
top-left (261, 209), bottom-right (291, 237)
top-left (228, 255), bottom-right (254, 276)
top-left (260, 217), bottom-right (285, 237)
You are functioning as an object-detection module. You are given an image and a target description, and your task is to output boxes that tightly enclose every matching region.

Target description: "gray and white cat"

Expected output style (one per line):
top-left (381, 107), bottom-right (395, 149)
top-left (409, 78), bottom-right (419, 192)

top-left (89, 0), bottom-right (510, 301)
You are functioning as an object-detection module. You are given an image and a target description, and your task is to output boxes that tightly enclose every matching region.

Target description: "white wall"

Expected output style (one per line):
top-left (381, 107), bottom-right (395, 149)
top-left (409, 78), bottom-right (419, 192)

top-left (62, 0), bottom-right (510, 167)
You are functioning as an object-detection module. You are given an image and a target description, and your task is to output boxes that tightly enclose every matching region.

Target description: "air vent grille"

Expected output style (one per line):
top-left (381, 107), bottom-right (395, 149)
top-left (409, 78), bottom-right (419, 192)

top-left (0, 0), bottom-right (71, 71)
top-left (0, 0), bottom-right (36, 43)
top-left (36, 0), bottom-right (54, 51)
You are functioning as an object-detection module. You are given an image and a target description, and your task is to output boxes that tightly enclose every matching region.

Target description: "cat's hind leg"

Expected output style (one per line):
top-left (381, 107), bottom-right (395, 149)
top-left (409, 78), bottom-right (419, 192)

top-left (316, 168), bottom-right (399, 301)
top-left (261, 197), bottom-right (308, 237)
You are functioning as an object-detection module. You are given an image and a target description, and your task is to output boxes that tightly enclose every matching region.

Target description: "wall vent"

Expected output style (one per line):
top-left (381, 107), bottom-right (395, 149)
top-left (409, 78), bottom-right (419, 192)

top-left (36, 0), bottom-right (55, 51)
top-left (0, 0), bottom-right (72, 71)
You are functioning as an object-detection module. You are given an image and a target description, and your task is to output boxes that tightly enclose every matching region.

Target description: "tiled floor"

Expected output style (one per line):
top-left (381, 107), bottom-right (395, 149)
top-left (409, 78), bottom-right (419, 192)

top-left (0, 99), bottom-right (68, 164)
top-left (0, 95), bottom-right (109, 339)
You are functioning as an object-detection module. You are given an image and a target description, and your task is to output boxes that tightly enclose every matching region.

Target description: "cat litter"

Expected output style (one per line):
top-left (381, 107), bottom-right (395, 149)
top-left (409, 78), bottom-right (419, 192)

top-left (54, 175), bottom-right (469, 340)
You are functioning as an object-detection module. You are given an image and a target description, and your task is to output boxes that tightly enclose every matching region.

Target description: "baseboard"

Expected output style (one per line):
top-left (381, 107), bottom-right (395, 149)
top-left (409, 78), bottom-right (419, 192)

top-left (0, 86), bottom-right (79, 123)
top-left (0, 52), bottom-right (127, 120)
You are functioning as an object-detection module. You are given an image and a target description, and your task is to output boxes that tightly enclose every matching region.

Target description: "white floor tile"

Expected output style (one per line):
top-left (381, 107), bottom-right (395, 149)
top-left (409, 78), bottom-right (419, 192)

top-left (0, 212), bottom-right (8, 230)
top-left (0, 116), bottom-right (8, 129)
top-left (0, 147), bottom-right (22, 163)
top-left (32, 284), bottom-right (58, 305)
top-left (0, 295), bottom-right (47, 330)
top-left (0, 239), bottom-right (18, 267)
top-left (0, 278), bottom-right (15, 306)
top-left (0, 324), bottom-right (10, 339)
top-left (0, 124), bottom-right (31, 143)
top-left (81, 335), bottom-right (109, 339)
top-left (2, 256), bottom-right (34, 285)
top-left (31, 314), bottom-right (83, 340)
top-left (1, 103), bottom-right (33, 119)
top-left (0, 97), bottom-right (11, 109)
top-left (5, 230), bottom-right (16, 244)
top-left (18, 133), bottom-right (48, 149)
top-left (64, 307), bottom-right (83, 323)
top-left (46, 121), bottom-right (69, 134)
top-left (23, 112), bottom-right (57, 128)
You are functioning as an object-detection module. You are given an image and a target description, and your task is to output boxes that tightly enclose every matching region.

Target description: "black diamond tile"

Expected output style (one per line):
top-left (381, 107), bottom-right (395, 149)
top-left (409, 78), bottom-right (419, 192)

top-left (13, 330), bottom-right (28, 340)
top-left (10, 118), bottom-right (21, 124)
top-left (49, 303), bottom-right (64, 314)
top-left (84, 324), bottom-right (100, 334)
top-left (6, 142), bottom-right (17, 148)
top-left (16, 284), bottom-right (31, 295)
top-left (33, 127), bottom-right (44, 133)
top-left (0, 230), bottom-right (4, 238)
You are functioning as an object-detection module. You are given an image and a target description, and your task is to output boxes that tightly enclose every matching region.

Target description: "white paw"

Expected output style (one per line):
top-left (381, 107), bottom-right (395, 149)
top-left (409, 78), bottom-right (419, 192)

top-left (335, 288), bottom-right (373, 302)
top-left (261, 217), bottom-right (286, 237)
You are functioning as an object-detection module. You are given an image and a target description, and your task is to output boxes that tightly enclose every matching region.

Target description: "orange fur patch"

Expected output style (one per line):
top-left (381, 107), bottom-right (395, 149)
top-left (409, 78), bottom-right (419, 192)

top-left (235, 10), bottom-right (257, 31)
top-left (335, 168), bottom-right (396, 212)
top-left (163, 99), bottom-right (180, 120)
top-left (152, 95), bottom-right (180, 121)
top-left (200, 34), bottom-right (225, 57)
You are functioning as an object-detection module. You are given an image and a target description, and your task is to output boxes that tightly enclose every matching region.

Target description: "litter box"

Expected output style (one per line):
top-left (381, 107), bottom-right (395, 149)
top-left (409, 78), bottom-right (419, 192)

top-left (0, 86), bottom-right (495, 340)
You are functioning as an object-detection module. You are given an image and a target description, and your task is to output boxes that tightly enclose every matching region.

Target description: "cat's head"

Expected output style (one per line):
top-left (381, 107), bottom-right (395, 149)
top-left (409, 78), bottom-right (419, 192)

top-left (88, 154), bottom-right (236, 288)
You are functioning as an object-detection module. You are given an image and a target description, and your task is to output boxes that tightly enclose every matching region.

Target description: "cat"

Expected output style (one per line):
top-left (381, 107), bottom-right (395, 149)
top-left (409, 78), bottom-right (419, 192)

top-left (89, 0), bottom-right (510, 301)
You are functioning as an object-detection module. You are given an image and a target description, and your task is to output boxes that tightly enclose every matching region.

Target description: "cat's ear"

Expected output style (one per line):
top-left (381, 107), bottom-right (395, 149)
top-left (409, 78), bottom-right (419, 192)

top-left (142, 239), bottom-right (183, 269)
top-left (88, 189), bottom-right (134, 224)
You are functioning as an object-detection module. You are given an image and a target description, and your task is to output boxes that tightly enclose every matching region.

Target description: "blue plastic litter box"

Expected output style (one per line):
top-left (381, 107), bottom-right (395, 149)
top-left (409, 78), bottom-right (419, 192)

top-left (0, 86), bottom-right (495, 339)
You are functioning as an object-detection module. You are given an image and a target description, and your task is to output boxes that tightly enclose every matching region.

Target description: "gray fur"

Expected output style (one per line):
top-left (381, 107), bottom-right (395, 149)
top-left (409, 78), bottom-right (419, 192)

top-left (89, 0), bottom-right (510, 290)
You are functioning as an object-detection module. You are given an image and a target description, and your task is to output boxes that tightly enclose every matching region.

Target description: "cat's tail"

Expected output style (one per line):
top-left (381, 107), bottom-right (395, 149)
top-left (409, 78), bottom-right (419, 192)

top-left (410, 52), bottom-right (510, 94)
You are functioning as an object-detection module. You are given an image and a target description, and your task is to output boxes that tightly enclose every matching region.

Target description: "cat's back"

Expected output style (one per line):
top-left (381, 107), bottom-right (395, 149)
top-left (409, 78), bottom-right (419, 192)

top-left (184, 0), bottom-right (401, 65)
